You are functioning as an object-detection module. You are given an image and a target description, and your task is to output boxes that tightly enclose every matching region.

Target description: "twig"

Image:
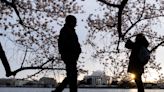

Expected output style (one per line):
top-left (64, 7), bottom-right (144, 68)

top-left (12, 66), bottom-right (65, 75)
top-left (122, 0), bottom-right (146, 38)
top-left (150, 40), bottom-right (164, 53)
top-left (21, 46), bottom-right (28, 68)
top-left (97, 0), bottom-right (120, 8)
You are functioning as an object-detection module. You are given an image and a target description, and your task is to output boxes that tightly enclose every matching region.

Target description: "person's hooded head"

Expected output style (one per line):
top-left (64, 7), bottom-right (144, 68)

top-left (65, 15), bottom-right (77, 28)
top-left (135, 33), bottom-right (149, 47)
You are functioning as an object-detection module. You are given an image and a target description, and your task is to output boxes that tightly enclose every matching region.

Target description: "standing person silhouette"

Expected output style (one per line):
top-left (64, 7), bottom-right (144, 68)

top-left (125, 33), bottom-right (149, 92)
top-left (56, 15), bottom-right (81, 92)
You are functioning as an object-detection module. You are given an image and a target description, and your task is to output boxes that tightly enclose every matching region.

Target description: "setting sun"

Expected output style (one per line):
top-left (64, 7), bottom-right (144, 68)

top-left (130, 73), bottom-right (136, 80)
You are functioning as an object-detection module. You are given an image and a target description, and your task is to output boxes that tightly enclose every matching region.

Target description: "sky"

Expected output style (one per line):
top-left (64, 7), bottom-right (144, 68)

top-left (1, 0), bottom-right (164, 82)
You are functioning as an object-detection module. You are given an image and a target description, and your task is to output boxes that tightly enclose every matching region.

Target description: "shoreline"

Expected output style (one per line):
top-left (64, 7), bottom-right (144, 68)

top-left (0, 86), bottom-right (164, 89)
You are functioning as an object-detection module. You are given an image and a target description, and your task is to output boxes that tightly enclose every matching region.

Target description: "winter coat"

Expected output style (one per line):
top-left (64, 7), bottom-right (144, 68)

top-left (58, 24), bottom-right (81, 62)
top-left (125, 39), bottom-right (144, 74)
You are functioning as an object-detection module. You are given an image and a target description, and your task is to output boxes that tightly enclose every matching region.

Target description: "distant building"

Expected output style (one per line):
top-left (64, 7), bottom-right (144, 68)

top-left (144, 83), bottom-right (158, 88)
top-left (0, 78), bottom-right (15, 87)
top-left (39, 77), bottom-right (57, 87)
top-left (82, 71), bottom-right (112, 87)
top-left (0, 77), bottom-right (57, 88)
top-left (157, 83), bottom-right (164, 88)
top-left (14, 79), bottom-right (30, 87)
top-left (24, 80), bottom-right (40, 87)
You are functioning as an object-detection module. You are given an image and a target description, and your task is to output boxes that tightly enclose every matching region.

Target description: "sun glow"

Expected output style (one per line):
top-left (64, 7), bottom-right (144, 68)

top-left (130, 73), bottom-right (136, 80)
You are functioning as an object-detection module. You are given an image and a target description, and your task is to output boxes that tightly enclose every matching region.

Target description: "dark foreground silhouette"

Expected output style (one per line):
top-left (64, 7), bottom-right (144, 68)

top-left (53, 15), bottom-right (81, 92)
top-left (125, 33), bottom-right (149, 92)
top-left (0, 43), bottom-right (15, 77)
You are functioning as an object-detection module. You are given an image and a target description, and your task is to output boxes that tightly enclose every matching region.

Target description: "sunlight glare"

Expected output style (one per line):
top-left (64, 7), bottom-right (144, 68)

top-left (130, 73), bottom-right (136, 80)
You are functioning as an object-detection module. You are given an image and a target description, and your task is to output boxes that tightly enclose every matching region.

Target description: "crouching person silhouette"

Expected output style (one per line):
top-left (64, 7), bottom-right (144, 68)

top-left (125, 33), bottom-right (149, 92)
top-left (55, 15), bottom-right (81, 92)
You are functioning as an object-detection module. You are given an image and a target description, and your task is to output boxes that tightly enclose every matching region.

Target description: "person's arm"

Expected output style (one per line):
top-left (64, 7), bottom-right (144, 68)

top-left (71, 32), bottom-right (81, 55)
top-left (125, 39), bottom-right (134, 49)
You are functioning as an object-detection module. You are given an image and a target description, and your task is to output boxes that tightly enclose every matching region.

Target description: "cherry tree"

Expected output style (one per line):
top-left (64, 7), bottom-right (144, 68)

top-left (86, 0), bottom-right (164, 80)
top-left (0, 0), bottom-right (85, 78)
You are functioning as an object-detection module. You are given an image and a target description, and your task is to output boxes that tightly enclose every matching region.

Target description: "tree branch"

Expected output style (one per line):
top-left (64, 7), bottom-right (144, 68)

top-left (0, 42), bottom-right (12, 77)
top-left (12, 66), bottom-right (65, 76)
top-left (116, 0), bottom-right (128, 51)
top-left (118, 0), bottom-right (128, 39)
top-left (1, 0), bottom-right (23, 25)
top-left (123, 0), bottom-right (146, 38)
top-left (22, 69), bottom-right (44, 80)
top-left (21, 46), bottom-right (28, 68)
top-left (150, 40), bottom-right (164, 53)
top-left (97, 0), bottom-right (120, 8)
top-left (0, 41), bottom-right (64, 77)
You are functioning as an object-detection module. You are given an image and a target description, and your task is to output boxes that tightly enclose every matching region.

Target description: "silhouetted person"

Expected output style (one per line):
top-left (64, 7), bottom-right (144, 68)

top-left (0, 43), bottom-right (14, 77)
top-left (125, 33), bottom-right (149, 92)
top-left (56, 15), bottom-right (81, 92)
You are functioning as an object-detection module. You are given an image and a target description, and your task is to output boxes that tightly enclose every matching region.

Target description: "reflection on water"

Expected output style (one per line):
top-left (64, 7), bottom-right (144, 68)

top-left (0, 88), bottom-right (164, 92)
top-left (77, 89), bottom-right (164, 92)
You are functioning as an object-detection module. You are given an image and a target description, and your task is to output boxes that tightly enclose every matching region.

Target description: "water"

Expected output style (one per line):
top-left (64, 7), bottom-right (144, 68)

top-left (0, 88), bottom-right (164, 92)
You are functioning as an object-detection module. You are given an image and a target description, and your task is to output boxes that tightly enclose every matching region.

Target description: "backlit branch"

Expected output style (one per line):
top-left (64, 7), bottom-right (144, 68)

top-left (97, 0), bottom-right (120, 8)
top-left (117, 0), bottom-right (128, 39)
top-left (97, 0), bottom-right (128, 38)
top-left (150, 40), bottom-right (164, 53)
top-left (1, 0), bottom-right (23, 25)
top-left (12, 66), bottom-right (65, 76)
top-left (123, 0), bottom-right (146, 38)
top-left (21, 46), bottom-right (28, 68)
top-left (116, 0), bottom-right (128, 51)
top-left (22, 69), bottom-right (44, 80)
top-left (97, 0), bottom-right (129, 51)
top-left (0, 42), bottom-right (64, 77)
